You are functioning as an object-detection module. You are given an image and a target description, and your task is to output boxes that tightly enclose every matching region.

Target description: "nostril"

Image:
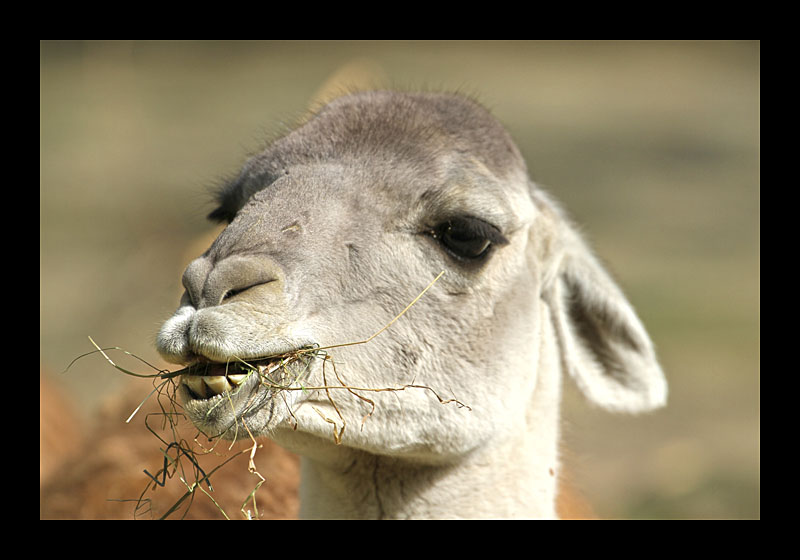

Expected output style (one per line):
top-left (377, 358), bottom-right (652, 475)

top-left (222, 287), bottom-right (245, 301)
top-left (220, 280), bottom-right (275, 303)
top-left (182, 257), bottom-right (213, 309)
top-left (192, 255), bottom-right (285, 308)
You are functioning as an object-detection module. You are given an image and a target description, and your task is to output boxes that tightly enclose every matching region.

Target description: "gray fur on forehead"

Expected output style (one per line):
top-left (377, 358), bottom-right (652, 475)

top-left (208, 91), bottom-right (526, 223)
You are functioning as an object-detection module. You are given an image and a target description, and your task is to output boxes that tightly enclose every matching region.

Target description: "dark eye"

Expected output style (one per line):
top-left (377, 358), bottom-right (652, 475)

top-left (432, 217), bottom-right (509, 261)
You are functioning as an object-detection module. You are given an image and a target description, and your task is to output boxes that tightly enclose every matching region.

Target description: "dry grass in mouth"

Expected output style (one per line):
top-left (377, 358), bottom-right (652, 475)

top-left (63, 270), bottom-right (470, 519)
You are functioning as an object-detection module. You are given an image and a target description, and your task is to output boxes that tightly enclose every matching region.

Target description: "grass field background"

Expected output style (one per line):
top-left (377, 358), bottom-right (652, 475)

top-left (40, 40), bottom-right (759, 519)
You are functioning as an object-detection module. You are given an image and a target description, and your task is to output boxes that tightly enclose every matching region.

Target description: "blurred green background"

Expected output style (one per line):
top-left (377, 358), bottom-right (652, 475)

top-left (40, 40), bottom-right (759, 519)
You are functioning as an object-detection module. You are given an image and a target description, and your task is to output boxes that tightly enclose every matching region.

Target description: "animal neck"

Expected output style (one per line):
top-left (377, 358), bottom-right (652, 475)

top-left (299, 371), bottom-right (562, 517)
top-left (298, 429), bottom-right (560, 519)
top-left (296, 301), bottom-right (564, 520)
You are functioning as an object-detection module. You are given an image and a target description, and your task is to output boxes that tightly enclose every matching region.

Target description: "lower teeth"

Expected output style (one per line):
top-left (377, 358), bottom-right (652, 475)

top-left (181, 372), bottom-right (248, 399)
top-left (181, 359), bottom-right (283, 399)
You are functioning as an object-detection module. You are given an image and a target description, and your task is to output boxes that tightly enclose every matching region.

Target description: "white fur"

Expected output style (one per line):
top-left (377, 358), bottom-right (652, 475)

top-left (156, 91), bottom-right (666, 518)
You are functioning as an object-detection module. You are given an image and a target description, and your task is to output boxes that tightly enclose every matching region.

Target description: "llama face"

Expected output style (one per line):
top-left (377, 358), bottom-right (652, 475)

top-left (156, 92), bottom-right (546, 458)
top-left (156, 91), bottom-right (666, 468)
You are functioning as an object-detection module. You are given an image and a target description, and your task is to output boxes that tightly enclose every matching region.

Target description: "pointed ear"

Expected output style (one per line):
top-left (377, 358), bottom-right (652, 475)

top-left (533, 189), bottom-right (667, 413)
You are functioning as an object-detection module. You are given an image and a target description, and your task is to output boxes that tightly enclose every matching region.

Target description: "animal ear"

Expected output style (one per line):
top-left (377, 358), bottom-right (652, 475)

top-left (533, 189), bottom-right (667, 413)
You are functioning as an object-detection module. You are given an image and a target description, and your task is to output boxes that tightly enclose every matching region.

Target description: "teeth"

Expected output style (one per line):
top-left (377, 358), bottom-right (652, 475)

top-left (182, 375), bottom-right (209, 399)
top-left (180, 356), bottom-right (293, 400)
top-left (227, 373), bottom-right (248, 386)
top-left (202, 375), bottom-right (232, 395)
top-left (181, 372), bottom-right (249, 399)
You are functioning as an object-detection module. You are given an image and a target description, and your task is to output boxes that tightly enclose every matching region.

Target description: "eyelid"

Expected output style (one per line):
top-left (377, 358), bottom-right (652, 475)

top-left (441, 216), bottom-right (509, 246)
